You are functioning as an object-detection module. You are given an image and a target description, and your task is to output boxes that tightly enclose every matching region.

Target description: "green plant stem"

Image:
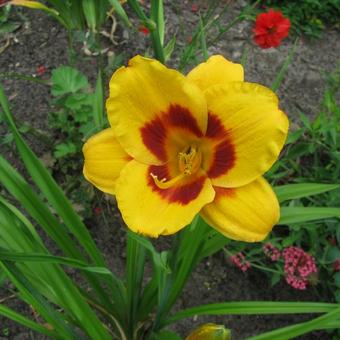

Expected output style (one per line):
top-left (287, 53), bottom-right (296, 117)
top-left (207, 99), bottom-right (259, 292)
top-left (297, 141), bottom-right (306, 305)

top-left (149, 29), bottom-right (165, 63)
top-left (127, 0), bottom-right (149, 22)
top-left (85, 297), bottom-right (127, 340)
top-left (126, 232), bottom-right (146, 339)
top-left (250, 262), bottom-right (283, 275)
top-left (153, 216), bottom-right (209, 332)
top-left (223, 249), bottom-right (283, 275)
top-left (67, 30), bottom-right (76, 67)
top-left (127, 0), bottom-right (165, 63)
top-left (94, 31), bottom-right (105, 129)
top-left (271, 38), bottom-right (299, 92)
top-left (0, 72), bottom-right (50, 85)
top-left (206, 0), bottom-right (259, 48)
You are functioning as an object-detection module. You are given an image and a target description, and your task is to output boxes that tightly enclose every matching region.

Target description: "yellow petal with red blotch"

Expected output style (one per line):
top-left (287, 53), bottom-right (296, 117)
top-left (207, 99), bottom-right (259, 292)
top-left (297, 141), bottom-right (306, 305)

top-left (187, 55), bottom-right (244, 92)
top-left (201, 177), bottom-right (279, 242)
top-left (107, 55), bottom-right (207, 165)
top-left (204, 82), bottom-right (288, 187)
top-left (114, 160), bottom-right (215, 237)
top-left (83, 128), bottom-right (131, 195)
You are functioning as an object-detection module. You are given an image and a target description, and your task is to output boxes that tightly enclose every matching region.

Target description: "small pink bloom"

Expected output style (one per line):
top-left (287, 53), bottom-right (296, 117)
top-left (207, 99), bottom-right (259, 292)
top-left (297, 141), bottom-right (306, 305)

top-left (263, 243), bottom-right (281, 261)
top-left (283, 246), bottom-right (317, 290)
top-left (231, 253), bottom-right (251, 272)
top-left (187, 36), bottom-right (193, 43)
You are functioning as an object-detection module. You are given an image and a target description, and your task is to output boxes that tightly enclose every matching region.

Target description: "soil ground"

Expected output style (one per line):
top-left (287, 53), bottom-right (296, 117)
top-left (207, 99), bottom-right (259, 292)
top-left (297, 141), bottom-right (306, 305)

top-left (0, 0), bottom-right (340, 339)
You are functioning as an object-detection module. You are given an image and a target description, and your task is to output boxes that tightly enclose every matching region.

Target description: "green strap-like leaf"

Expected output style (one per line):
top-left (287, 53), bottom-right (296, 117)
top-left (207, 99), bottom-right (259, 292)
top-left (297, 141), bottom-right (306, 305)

top-left (0, 83), bottom-right (105, 267)
top-left (279, 207), bottom-right (340, 225)
top-left (108, 0), bottom-right (132, 27)
top-left (0, 262), bottom-right (76, 338)
top-left (248, 307), bottom-right (340, 340)
top-left (0, 304), bottom-right (55, 337)
top-left (274, 183), bottom-right (340, 203)
top-left (164, 302), bottom-right (339, 327)
top-left (92, 69), bottom-right (105, 129)
top-left (0, 250), bottom-right (114, 276)
top-left (271, 38), bottom-right (299, 92)
top-left (0, 156), bottom-right (85, 261)
top-left (126, 232), bottom-right (146, 337)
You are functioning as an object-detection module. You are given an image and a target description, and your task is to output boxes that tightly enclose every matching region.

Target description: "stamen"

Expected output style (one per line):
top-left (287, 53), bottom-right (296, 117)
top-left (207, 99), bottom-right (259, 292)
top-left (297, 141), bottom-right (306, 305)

top-left (151, 173), bottom-right (186, 189)
top-left (179, 145), bottom-right (201, 175)
top-left (150, 145), bottom-right (202, 190)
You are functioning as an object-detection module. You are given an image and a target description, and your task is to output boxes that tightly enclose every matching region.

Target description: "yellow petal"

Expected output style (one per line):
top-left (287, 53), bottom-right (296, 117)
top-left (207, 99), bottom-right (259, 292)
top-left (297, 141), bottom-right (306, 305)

top-left (187, 55), bottom-right (244, 92)
top-left (204, 82), bottom-right (288, 187)
top-left (201, 177), bottom-right (279, 242)
top-left (106, 55), bottom-right (207, 165)
top-left (114, 160), bottom-right (215, 237)
top-left (83, 128), bottom-right (131, 195)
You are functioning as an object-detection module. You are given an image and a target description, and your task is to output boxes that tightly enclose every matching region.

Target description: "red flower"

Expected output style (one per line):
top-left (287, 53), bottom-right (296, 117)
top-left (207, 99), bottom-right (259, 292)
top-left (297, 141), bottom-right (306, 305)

top-left (36, 65), bottom-right (47, 76)
top-left (253, 9), bottom-right (290, 49)
top-left (138, 25), bottom-right (150, 36)
top-left (94, 207), bottom-right (102, 215)
top-left (328, 237), bottom-right (337, 246)
top-left (191, 4), bottom-right (198, 13)
top-left (333, 259), bottom-right (340, 272)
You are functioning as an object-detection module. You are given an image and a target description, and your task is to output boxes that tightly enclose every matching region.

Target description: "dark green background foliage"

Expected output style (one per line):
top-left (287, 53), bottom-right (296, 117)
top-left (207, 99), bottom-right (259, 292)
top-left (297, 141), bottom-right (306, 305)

top-left (253, 0), bottom-right (340, 38)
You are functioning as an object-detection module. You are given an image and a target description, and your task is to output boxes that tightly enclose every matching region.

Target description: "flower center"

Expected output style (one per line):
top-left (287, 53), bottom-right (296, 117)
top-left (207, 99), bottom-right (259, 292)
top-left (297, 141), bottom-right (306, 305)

top-left (267, 26), bottom-right (277, 34)
top-left (178, 145), bottom-right (202, 175)
top-left (151, 145), bottom-right (202, 189)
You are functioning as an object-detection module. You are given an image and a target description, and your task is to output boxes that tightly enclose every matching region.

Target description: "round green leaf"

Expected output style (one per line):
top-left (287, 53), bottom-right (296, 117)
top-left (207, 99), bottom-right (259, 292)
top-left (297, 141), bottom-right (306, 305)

top-left (51, 66), bottom-right (88, 96)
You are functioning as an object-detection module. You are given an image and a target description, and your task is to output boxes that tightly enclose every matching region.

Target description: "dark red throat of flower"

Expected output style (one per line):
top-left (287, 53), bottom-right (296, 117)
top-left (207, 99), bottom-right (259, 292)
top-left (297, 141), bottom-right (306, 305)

top-left (151, 145), bottom-right (202, 190)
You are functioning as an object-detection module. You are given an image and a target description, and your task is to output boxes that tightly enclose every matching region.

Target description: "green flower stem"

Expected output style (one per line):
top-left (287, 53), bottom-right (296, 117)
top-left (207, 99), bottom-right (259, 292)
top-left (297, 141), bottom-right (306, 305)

top-left (127, 0), bottom-right (165, 63)
top-left (223, 249), bottom-right (283, 275)
top-left (250, 262), bottom-right (283, 275)
top-left (0, 72), bottom-right (50, 85)
top-left (127, 0), bottom-right (149, 22)
top-left (150, 30), bottom-right (165, 63)
top-left (153, 216), bottom-right (210, 332)
top-left (67, 30), bottom-right (77, 66)
top-left (126, 232), bottom-right (146, 339)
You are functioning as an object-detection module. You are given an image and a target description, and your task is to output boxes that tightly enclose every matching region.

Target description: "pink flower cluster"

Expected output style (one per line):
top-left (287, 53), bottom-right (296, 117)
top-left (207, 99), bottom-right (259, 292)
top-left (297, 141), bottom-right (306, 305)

top-left (263, 243), bottom-right (281, 261)
top-left (283, 247), bottom-right (317, 290)
top-left (231, 253), bottom-right (251, 272)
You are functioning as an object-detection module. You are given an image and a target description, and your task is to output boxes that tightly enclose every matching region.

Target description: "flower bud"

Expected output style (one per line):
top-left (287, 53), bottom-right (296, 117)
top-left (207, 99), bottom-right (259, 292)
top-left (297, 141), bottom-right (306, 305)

top-left (186, 323), bottom-right (231, 340)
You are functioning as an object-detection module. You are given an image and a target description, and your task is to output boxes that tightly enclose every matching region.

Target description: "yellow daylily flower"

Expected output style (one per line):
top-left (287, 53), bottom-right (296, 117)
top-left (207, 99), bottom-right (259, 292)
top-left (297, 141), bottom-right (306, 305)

top-left (83, 55), bottom-right (289, 241)
top-left (186, 323), bottom-right (231, 340)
